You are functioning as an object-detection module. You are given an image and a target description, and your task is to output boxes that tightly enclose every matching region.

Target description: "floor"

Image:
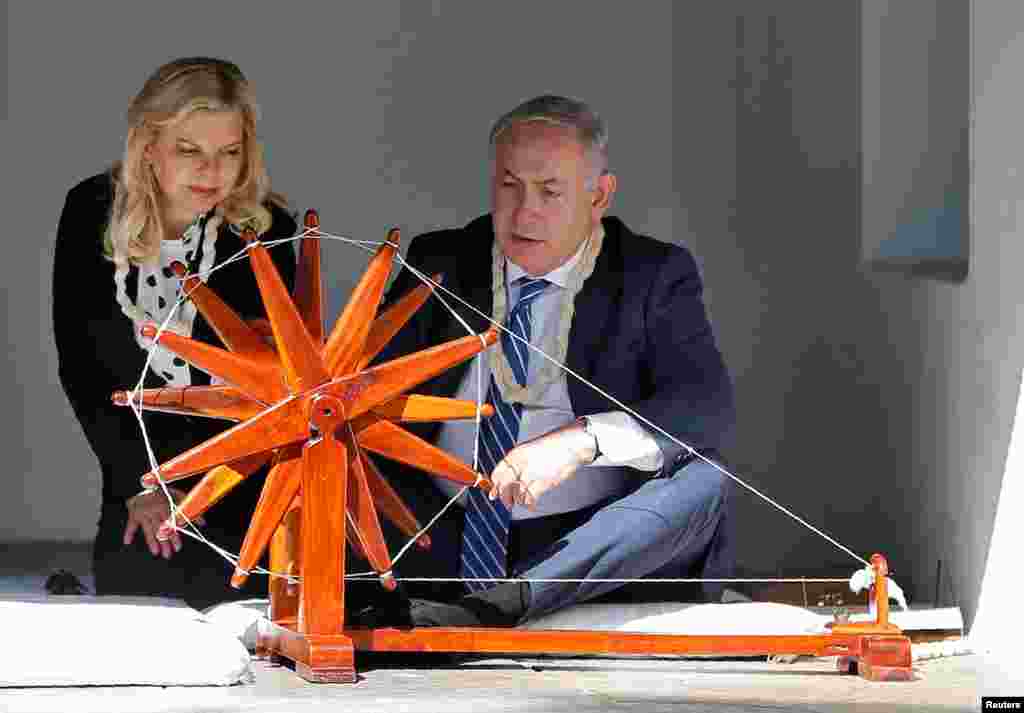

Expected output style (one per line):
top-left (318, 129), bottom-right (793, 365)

top-left (0, 652), bottom-right (998, 713)
top-left (0, 542), bottom-right (1013, 712)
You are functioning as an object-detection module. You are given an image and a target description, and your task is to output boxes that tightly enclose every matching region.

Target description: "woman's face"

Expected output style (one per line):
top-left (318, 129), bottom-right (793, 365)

top-left (145, 109), bottom-right (245, 233)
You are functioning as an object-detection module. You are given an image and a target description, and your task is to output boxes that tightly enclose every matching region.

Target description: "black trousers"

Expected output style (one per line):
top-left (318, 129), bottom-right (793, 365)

top-left (92, 502), bottom-right (267, 611)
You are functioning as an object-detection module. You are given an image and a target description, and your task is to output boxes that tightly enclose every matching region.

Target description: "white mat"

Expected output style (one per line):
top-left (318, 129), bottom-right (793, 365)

top-left (0, 595), bottom-right (252, 687)
top-left (522, 601), bottom-right (829, 635)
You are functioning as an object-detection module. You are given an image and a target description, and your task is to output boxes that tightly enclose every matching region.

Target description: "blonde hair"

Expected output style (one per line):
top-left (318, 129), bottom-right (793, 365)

top-left (106, 57), bottom-right (286, 265)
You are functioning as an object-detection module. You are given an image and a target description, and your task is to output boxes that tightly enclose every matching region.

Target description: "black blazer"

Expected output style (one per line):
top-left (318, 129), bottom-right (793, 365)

top-left (378, 214), bottom-right (735, 476)
top-left (53, 172), bottom-right (297, 507)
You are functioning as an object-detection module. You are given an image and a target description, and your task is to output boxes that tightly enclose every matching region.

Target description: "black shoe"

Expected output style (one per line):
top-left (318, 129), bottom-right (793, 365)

top-left (349, 580), bottom-right (531, 629)
top-left (350, 597), bottom-right (506, 628)
top-left (346, 580), bottom-right (413, 628)
top-left (407, 580), bottom-right (531, 628)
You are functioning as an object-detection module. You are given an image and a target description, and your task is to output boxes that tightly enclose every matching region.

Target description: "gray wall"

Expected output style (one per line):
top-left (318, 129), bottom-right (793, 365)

top-left (4, 2), bottom-right (1019, 630)
top-left (3, 2), bottom-right (680, 541)
top-left (876, 0), bottom-right (1024, 627)
top-left (687, 2), bottom-right (908, 583)
top-left (684, 0), bottom-right (1021, 629)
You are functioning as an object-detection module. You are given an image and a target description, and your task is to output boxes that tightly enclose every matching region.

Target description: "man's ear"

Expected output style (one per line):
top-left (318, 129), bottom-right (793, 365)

top-left (591, 172), bottom-right (617, 217)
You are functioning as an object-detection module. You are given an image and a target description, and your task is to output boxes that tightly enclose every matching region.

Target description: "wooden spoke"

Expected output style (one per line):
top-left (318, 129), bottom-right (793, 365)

top-left (293, 210), bottom-right (324, 344)
top-left (112, 385), bottom-right (264, 422)
top-left (140, 324), bottom-right (285, 404)
top-left (357, 275), bottom-right (441, 371)
top-left (171, 261), bottom-right (276, 359)
top-left (346, 520), bottom-right (367, 561)
top-left (354, 414), bottom-right (491, 490)
top-left (324, 232), bottom-right (399, 377)
top-left (231, 450), bottom-right (303, 588)
top-left (141, 396), bottom-right (310, 488)
top-left (111, 214), bottom-right (917, 685)
top-left (240, 228), bottom-right (330, 394)
top-left (341, 433), bottom-right (394, 587)
top-left (338, 328), bottom-right (498, 419)
top-left (372, 394), bottom-right (494, 423)
top-left (358, 449), bottom-right (430, 551)
top-left (158, 452), bottom-right (273, 540)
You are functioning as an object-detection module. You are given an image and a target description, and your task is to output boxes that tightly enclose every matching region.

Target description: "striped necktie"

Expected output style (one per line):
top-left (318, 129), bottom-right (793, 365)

top-left (459, 277), bottom-right (550, 591)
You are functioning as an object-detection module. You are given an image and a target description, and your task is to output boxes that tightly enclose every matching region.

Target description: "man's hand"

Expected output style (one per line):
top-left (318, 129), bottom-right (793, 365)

top-left (123, 487), bottom-right (190, 559)
top-left (489, 421), bottom-right (598, 510)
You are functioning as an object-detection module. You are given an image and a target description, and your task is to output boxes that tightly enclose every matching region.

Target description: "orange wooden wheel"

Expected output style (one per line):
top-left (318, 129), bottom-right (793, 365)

top-left (110, 212), bottom-right (914, 685)
top-left (113, 210), bottom-right (496, 595)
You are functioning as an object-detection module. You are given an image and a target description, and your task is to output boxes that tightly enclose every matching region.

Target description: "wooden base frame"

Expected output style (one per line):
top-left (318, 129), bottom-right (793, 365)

top-left (114, 211), bottom-right (913, 684)
top-left (254, 553), bottom-right (913, 684)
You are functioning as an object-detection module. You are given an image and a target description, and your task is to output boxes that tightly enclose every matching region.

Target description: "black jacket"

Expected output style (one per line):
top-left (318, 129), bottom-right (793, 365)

top-left (53, 171), bottom-right (297, 511)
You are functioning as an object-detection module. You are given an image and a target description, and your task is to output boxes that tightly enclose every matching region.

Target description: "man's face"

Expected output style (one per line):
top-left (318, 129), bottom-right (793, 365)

top-left (491, 121), bottom-right (613, 276)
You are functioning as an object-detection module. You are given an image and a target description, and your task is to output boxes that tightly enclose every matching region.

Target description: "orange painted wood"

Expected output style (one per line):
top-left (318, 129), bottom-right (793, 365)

top-left (354, 414), bottom-right (491, 490)
top-left (340, 328), bottom-right (498, 419)
top-left (324, 233), bottom-right (399, 377)
top-left (341, 435), bottom-right (393, 584)
top-left (139, 324), bottom-right (286, 404)
top-left (131, 215), bottom-right (917, 685)
top-left (848, 636), bottom-right (914, 681)
top-left (345, 628), bottom-right (851, 657)
top-left (346, 519), bottom-right (367, 561)
top-left (112, 385), bottom-right (264, 422)
top-left (827, 555), bottom-right (901, 637)
top-left (158, 452), bottom-right (272, 540)
top-left (240, 228), bottom-right (330, 394)
top-left (372, 394), bottom-right (494, 423)
top-left (260, 619), bottom-right (355, 684)
top-left (357, 275), bottom-right (441, 371)
top-left (299, 395), bottom-right (347, 637)
top-left (247, 318), bottom-right (274, 342)
top-left (140, 396), bottom-right (311, 487)
top-left (171, 261), bottom-right (277, 358)
top-left (269, 505), bottom-right (302, 622)
top-left (872, 553), bottom-right (890, 627)
top-left (294, 210), bottom-right (324, 344)
top-left (359, 449), bottom-right (430, 550)
top-left (231, 451), bottom-right (303, 588)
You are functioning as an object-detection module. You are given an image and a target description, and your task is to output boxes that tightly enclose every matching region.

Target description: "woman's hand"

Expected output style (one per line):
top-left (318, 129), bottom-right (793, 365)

top-left (123, 487), bottom-right (189, 559)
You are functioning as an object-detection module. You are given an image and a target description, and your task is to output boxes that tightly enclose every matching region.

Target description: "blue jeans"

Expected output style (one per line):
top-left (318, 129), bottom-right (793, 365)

top-left (380, 457), bottom-right (734, 621)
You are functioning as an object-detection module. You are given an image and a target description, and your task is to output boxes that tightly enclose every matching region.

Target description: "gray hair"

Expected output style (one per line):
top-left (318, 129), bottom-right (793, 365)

top-left (489, 95), bottom-right (609, 184)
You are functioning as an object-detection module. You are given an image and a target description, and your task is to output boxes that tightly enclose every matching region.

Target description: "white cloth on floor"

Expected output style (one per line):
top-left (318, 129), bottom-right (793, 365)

top-left (521, 601), bottom-right (830, 635)
top-left (201, 599), bottom-right (270, 652)
top-left (200, 598), bottom-right (832, 644)
top-left (0, 595), bottom-right (252, 687)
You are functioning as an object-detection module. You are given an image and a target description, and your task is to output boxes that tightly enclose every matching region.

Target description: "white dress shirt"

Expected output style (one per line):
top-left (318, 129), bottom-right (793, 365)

top-left (432, 236), bottom-right (664, 519)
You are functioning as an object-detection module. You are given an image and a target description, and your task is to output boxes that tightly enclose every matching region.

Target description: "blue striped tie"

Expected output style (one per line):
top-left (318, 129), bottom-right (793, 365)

top-left (459, 277), bottom-right (549, 591)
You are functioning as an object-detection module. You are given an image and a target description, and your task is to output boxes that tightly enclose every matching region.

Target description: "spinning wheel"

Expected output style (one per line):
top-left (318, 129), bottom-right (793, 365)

top-left (113, 211), bottom-right (914, 684)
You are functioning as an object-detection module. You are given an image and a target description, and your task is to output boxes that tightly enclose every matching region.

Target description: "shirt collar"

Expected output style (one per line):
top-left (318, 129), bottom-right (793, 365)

top-left (504, 222), bottom-right (605, 290)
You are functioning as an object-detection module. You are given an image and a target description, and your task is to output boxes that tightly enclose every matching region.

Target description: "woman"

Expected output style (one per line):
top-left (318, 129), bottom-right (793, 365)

top-left (53, 57), bottom-right (297, 609)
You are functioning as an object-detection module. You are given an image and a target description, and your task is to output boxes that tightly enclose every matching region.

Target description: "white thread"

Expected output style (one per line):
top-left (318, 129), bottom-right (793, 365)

top-left (373, 577), bottom-right (853, 584)
top-left (131, 234), bottom-right (311, 580)
top-left (132, 225), bottom-right (873, 590)
top-left (391, 254), bottom-right (871, 569)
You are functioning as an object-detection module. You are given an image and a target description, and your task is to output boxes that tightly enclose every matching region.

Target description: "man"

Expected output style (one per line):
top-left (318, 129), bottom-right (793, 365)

top-left (360, 95), bottom-right (736, 628)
